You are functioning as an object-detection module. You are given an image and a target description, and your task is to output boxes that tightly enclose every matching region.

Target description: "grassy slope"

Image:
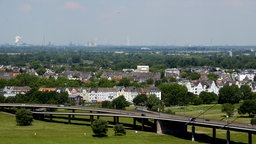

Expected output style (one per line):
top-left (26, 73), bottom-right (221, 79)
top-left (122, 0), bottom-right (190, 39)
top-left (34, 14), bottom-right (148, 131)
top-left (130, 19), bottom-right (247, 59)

top-left (0, 113), bottom-right (197, 144)
top-left (0, 104), bottom-right (255, 144)
top-left (166, 104), bottom-right (251, 123)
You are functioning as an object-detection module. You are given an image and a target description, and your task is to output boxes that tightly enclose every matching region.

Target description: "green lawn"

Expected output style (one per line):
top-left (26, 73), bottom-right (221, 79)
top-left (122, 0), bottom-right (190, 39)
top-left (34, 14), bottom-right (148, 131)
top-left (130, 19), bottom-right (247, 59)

top-left (1, 103), bottom-right (255, 144)
top-left (0, 112), bottom-right (199, 144)
top-left (166, 104), bottom-right (252, 123)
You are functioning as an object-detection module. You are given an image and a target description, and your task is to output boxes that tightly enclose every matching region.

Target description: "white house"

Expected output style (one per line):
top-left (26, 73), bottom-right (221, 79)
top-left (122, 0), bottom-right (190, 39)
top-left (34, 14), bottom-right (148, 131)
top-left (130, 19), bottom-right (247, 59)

top-left (206, 81), bottom-right (219, 95)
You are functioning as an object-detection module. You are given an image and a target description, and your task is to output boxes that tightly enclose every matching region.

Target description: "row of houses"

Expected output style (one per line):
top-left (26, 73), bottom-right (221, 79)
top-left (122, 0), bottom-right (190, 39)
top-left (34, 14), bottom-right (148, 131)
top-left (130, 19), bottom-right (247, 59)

top-left (180, 79), bottom-right (256, 95)
top-left (0, 86), bottom-right (161, 104)
top-left (62, 86), bottom-right (161, 103)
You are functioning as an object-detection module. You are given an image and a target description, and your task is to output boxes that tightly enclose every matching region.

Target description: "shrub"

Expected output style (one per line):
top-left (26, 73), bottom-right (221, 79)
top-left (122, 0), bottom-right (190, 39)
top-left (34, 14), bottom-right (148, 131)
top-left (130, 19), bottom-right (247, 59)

top-left (164, 109), bottom-right (175, 115)
top-left (16, 108), bottom-right (33, 126)
top-left (222, 103), bottom-right (235, 117)
top-left (91, 119), bottom-right (108, 137)
top-left (114, 124), bottom-right (126, 136)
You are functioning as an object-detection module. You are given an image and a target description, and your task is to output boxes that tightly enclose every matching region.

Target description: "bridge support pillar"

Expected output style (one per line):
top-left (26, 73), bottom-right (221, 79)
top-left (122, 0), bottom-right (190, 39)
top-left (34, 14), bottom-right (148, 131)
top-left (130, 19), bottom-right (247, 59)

top-left (133, 118), bottom-right (136, 129)
top-left (226, 130), bottom-right (230, 144)
top-left (50, 114), bottom-right (53, 121)
top-left (248, 132), bottom-right (252, 144)
top-left (97, 116), bottom-right (100, 119)
top-left (141, 118), bottom-right (145, 131)
top-left (90, 111), bottom-right (94, 124)
top-left (90, 115), bottom-right (94, 124)
top-left (72, 109), bottom-right (75, 119)
top-left (212, 128), bottom-right (216, 143)
top-left (68, 114), bottom-right (71, 124)
top-left (191, 125), bottom-right (195, 141)
top-left (156, 120), bottom-right (162, 134)
top-left (154, 119), bottom-right (157, 132)
top-left (113, 116), bottom-right (119, 124)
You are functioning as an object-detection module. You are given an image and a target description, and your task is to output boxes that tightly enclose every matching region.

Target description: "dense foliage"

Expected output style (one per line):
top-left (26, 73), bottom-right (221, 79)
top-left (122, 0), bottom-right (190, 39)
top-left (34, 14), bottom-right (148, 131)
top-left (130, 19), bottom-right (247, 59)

top-left (114, 124), bottom-right (126, 136)
top-left (132, 94), bottom-right (147, 106)
top-left (238, 100), bottom-right (256, 117)
top-left (1, 88), bottom-right (69, 104)
top-left (199, 92), bottom-right (218, 104)
top-left (218, 85), bottom-right (241, 104)
top-left (111, 96), bottom-right (130, 109)
top-left (146, 94), bottom-right (161, 111)
top-left (16, 108), bottom-right (33, 126)
top-left (1, 46), bottom-right (256, 73)
top-left (158, 84), bottom-right (189, 106)
top-left (222, 103), bottom-right (235, 117)
top-left (91, 119), bottom-right (108, 137)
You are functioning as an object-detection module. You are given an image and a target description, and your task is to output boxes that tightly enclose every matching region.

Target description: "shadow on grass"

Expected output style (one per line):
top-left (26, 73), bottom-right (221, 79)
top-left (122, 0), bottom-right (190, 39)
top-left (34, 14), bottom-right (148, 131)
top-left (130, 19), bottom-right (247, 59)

top-left (42, 116), bottom-right (155, 132)
top-left (92, 134), bottom-right (108, 138)
top-left (172, 132), bottom-right (247, 144)
top-left (38, 115), bottom-right (248, 144)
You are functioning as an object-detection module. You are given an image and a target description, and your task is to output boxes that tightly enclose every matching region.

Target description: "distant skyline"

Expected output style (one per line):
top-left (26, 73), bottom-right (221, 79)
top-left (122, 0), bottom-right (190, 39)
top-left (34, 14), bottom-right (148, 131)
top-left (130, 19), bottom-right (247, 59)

top-left (0, 0), bottom-right (256, 46)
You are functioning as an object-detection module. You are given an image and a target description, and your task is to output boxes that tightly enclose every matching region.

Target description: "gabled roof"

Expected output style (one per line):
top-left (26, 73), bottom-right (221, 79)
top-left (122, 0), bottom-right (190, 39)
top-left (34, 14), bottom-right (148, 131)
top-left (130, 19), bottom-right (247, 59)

top-left (39, 87), bottom-right (56, 92)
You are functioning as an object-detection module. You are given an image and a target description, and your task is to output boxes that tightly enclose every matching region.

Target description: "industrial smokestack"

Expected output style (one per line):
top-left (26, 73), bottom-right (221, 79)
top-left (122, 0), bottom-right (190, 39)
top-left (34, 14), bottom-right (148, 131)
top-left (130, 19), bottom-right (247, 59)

top-left (15, 36), bottom-right (21, 44)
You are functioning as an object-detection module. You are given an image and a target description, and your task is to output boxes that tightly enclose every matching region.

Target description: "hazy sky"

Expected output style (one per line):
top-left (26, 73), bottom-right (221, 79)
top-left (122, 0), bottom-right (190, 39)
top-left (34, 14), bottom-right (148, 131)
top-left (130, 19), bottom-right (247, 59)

top-left (0, 0), bottom-right (256, 46)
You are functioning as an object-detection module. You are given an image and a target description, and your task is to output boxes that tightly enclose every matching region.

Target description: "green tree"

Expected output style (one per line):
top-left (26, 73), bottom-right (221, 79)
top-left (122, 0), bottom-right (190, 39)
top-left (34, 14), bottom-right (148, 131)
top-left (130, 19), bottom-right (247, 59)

top-left (91, 119), bottom-right (108, 137)
top-left (207, 73), bottom-right (218, 81)
top-left (16, 108), bottom-right (33, 126)
top-left (36, 67), bottom-right (46, 76)
top-left (146, 94), bottom-right (160, 111)
top-left (118, 78), bottom-right (131, 87)
top-left (158, 84), bottom-right (188, 106)
top-left (167, 76), bottom-right (177, 82)
top-left (238, 100), bottom-right (256, 117)
top-left (0, 78), bottom-right (7, 88)
top-left (222, 103), bottom-right (235, 117)
top-left (199, 92), bottom-right (218, 104)
top-left (240, 85), bottom-right (254, 100)
top-left (5, 96), bottom-right (16, 103)
top-left (133, 94), bottom-right (147, 106)
top-left (146, 78), bottom-right (154, 85)
top-left (98, 78), bottom-right (116, 87)
top-left (112, 95), bottom-right (130, 110)
top-left (218, 85), bottom-right (241, 104)
top-left (188, 72), bottom-right (200, 80)
top-left (101, 100), bottom-right (112, 108)
top-left (192, 96), bottom-right (203, 105)
top-left (0, 96), bottom-right (5, 103)
top-left (114, 124), bottom-right (126, 136)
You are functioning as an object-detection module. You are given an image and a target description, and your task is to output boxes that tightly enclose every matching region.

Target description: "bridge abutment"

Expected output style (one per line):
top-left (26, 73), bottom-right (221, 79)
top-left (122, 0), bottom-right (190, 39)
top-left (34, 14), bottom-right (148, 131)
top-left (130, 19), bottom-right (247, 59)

top-left (156, 120), bottom-right (187, 135)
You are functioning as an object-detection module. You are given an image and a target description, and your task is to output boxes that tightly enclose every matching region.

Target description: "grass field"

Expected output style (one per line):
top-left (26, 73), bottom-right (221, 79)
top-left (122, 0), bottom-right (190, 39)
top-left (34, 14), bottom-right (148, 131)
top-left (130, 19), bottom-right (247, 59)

top-left (165, 104), bottom-right (252, 123)
top-left (0, 103), bottom-right (255, 144)
top-left (0, 112), bottom-right (199, 144)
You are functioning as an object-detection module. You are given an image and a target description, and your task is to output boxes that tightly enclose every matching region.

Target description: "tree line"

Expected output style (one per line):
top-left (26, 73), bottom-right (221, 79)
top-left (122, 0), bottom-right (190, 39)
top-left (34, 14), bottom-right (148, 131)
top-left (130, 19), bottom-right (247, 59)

top-left (2, 46), bottom-right (256, 73)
